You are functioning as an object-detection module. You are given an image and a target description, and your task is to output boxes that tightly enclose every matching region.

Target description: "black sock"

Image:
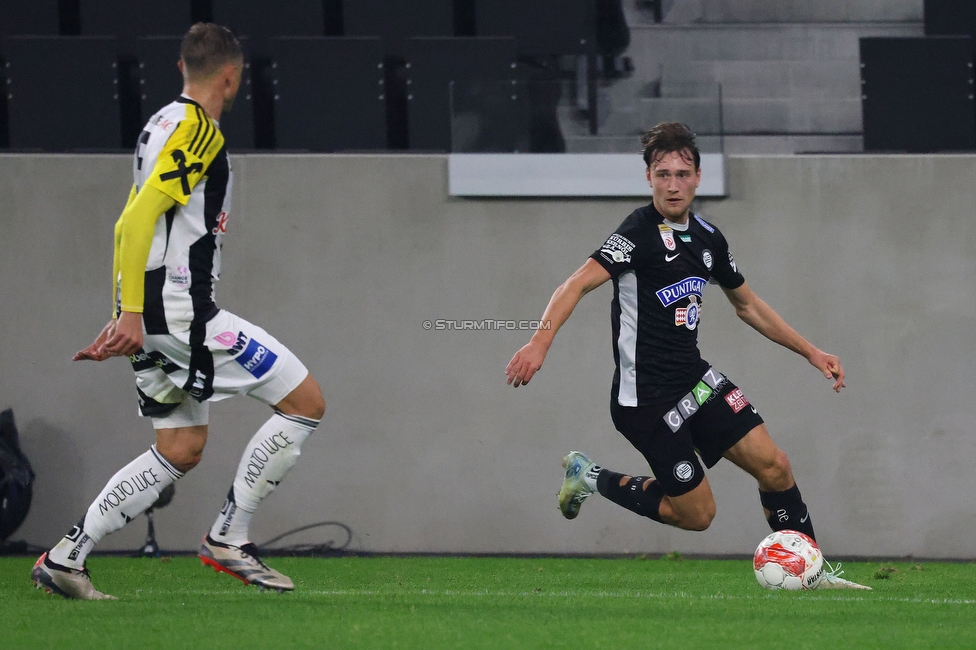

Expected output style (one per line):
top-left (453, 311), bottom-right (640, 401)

top-left (596, 470), bottom-right (665, 523)
top-left (759, 484), bottom-right (815, 541)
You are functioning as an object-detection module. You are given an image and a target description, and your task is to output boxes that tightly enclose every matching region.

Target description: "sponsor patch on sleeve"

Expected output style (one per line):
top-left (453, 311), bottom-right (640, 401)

top-left (725, 387), bottom-right (750, 413)
top-left (599, 233), bottom-right (635, 264)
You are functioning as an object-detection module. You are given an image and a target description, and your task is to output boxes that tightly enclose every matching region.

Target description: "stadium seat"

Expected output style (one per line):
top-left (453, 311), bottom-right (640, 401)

top-left (0, 0), bottom-right (60, 36)
top-left (210, 1), bottom-right (326, 149)
top-left (475, 0), bottom-right (595, 56)
top-left (0, 55), bottom-right (7, 148)
top-left (860, 36), bottom-right (975, 152)
top-left (925, 0), bottom-right (976, 37)
top-left (925, 0), bottom-right (976, 60)
top-left (474, 0), bottom-right (597, 139)
top-left (76, 2), bottom-right (198, 149)
top-left (271, 37), bottom-right (386, 152)
top-left (341, 1), bottom-right (455, 149)
top-left (137, 36), bottom-right (256, 150)
top-left (212, 0), bottom-right (325, 43)
top-left (343, 0), bottom-right (453, 56)
top-left (79, 0), bottom-right (194, 41)
top-left (3, 36), bottom-right (121, 150)
top-left (404, 37), bottom-right (521, 152)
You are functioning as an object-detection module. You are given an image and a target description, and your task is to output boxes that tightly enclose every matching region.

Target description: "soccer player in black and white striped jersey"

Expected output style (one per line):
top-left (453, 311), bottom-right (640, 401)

top-left (506, 123), bottom-right (868, 589)
top-left (32, 24), bottom-right (326, 600)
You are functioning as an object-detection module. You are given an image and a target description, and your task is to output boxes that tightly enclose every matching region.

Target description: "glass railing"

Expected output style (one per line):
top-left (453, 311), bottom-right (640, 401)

top-left (448, 79), bottom-right (726, 154)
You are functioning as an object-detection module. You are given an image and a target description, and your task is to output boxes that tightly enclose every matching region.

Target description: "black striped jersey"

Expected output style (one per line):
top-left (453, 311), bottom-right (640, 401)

top-left (590, 203), bottom-right (745, 406)
top-left (130, 95), bottom-right (231, 336)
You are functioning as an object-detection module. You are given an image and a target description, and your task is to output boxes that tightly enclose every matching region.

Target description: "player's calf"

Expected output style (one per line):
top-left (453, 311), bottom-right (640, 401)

top-left (44, 445), bottom-right (184, 571)
top-left (595, 470), bottom-right (666, 522)
top-left (207, 410), bottom-right (320, 547)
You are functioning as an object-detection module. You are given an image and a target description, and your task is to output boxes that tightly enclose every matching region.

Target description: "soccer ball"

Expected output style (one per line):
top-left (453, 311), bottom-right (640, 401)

top-left (753, 530), bottom-right (824, 590)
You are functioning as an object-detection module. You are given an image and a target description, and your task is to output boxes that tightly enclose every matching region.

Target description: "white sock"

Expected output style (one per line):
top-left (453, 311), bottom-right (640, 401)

top-left (209, 412), bottom-right (319, 546)
top-left (48, 446), bottom-right (183, 568)
top-left (584, 464), bottom-right (602, 492)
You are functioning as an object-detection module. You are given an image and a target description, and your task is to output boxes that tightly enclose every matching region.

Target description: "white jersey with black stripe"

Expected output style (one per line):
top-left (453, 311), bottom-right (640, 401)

top-left (130, 95), bottom-right (232, 338)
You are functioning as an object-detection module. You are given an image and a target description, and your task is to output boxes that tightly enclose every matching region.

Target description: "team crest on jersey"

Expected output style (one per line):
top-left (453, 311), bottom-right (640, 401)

top-left (658, 224), bottom-right (676, 250)
top-left (702, 249), bottom-right (713, 270)
top-left (599, 234), bottom-right (635, 264)
top-left (674, 295), bottom-right (700, 330)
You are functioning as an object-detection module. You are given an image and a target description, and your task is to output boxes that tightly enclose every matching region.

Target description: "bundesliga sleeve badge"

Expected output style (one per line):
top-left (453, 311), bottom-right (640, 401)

top-left (599, 234), bottom-right (635, 264)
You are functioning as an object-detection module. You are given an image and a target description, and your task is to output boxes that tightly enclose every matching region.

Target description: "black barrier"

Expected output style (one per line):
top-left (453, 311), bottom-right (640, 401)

top-left (272, 37), bottom-right (387, 152)
top-left (925, 0), bottom-right (976, 37)
top-left (405, 36), bottom-right (519, 152)
top-left (344, 0), bottom-right (453, 57)
top-left (475, 0), bottom-right (595, 56)
top-left (3, 36), bottom-right (121, 151)
top-left (0, 0), bottom-right (60, 36)
top-left (212, 0), bottom-right (325, 43)
top-left (860, 36), bottom-right (975, 152)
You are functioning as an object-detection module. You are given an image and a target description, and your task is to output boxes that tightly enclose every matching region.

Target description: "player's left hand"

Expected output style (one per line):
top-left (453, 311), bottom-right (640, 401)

top-left (809, 349), bottom-right (846, 392)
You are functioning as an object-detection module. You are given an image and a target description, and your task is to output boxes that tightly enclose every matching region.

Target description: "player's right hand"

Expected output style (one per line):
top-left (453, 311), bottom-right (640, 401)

top-left (73, 319), bottom-right (117, 362)
top-left (506, 341), bottom-right (547, 387)
top-left (104, 311), bottom-right (144, 357)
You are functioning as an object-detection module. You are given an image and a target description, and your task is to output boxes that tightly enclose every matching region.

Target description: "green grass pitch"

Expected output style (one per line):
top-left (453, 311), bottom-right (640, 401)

top-left (2, 555), bottom-right (975, 649)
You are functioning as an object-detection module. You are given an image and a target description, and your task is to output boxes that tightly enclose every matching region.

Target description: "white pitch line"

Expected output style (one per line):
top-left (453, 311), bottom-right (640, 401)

top-left (276, 588), bottom-right (976, 606)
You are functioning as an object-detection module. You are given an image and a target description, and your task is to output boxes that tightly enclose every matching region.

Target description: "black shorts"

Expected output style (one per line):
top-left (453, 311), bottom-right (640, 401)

top-left (610, 367), bottom-right (764, 497)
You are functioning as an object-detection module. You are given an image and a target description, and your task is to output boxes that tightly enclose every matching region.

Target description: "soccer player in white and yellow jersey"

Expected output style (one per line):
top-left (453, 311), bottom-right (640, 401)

top-left (32, 24), bottom-right (326, 600)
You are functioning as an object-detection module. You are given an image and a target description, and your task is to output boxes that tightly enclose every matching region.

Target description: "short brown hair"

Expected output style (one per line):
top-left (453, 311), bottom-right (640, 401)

top-left (640, 122), bottom-right (700, 170)
top-left (180, 23), bottom-right (243, 80)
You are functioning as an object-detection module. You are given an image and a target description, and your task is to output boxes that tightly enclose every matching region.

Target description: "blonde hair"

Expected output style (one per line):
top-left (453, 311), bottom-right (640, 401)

top-left (180, 23), bottom-right (243, 80)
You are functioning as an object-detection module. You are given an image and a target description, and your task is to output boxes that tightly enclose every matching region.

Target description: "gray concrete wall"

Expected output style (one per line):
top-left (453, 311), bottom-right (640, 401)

top-left (2, 153), bottom-right (974, 559)
top-left (652, 0), bottom-right (923, 24)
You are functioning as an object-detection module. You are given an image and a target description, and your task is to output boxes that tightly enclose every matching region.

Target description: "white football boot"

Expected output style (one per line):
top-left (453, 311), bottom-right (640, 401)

top-left (199, 535), bottom-right (295, 592)
top-left (558, 451), bottom-right (598, 519)
top-left (31, 552), bottom-right (117, 600)
top-left (818, 559), bottom-right (872, 590)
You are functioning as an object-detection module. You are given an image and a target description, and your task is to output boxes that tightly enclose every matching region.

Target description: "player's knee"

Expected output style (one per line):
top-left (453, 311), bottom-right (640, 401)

top-left (761, 449), bottom-right (793, 491)
top-left (295, 391), bottom-right (325, 421)
top-left (671, 499), bottom-right (716, 531)
top-left (279, 376), bottom-right (325, 420)
top-left (157, 444), bottom-right (203, 473)
top-left (683, 505), bottom-right (716, 531)
top-left (309, 393), bottom-right (326, 420)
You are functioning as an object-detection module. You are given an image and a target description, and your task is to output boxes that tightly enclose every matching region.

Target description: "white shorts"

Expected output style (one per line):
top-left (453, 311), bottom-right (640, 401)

top-left (130, 310), bottom-right (309, 428)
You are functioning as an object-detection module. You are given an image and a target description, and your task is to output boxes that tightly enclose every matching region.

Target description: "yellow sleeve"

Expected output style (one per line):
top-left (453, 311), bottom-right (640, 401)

top-left (112, 185), bottom-right (137, 317)
top-left (144, 111), bottom-right (224, 205)
top-left (116, 185), bottom-right (178, 314)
